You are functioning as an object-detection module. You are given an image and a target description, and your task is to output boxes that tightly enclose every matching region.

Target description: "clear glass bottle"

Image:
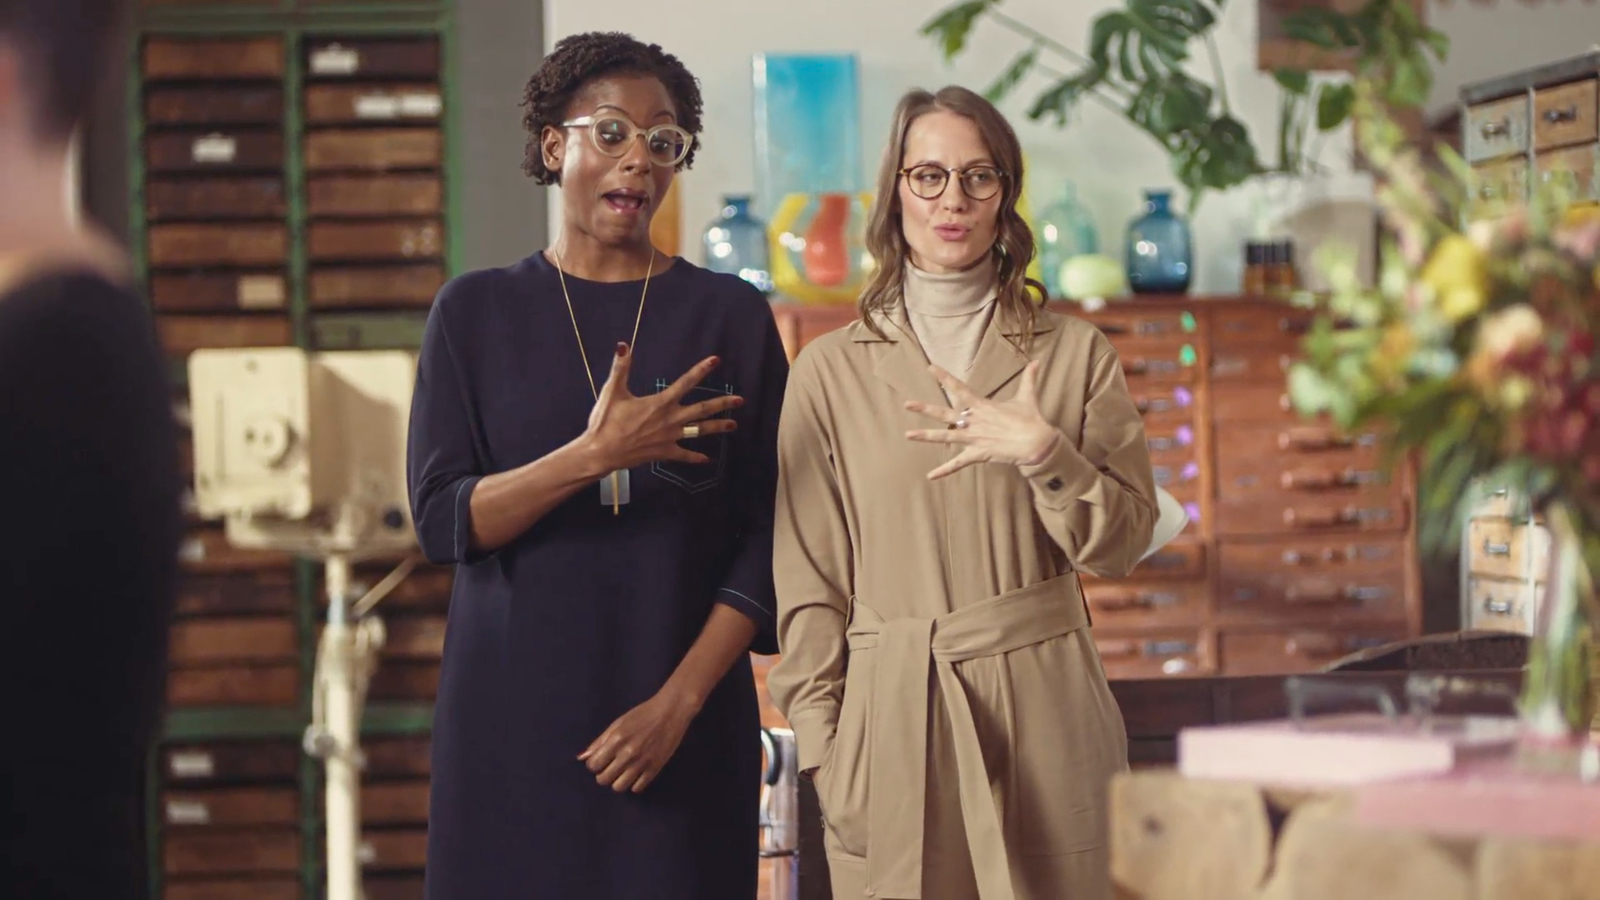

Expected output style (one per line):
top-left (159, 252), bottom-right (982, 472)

top-left (701, 195), bottom-right (773, 294)
top-left (1034, 181), bottom-right (1099, 297)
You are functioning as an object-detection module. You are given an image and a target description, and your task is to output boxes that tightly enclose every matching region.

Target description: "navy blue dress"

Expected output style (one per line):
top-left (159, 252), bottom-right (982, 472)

top-left (407, 251), bottom-right (786, 900)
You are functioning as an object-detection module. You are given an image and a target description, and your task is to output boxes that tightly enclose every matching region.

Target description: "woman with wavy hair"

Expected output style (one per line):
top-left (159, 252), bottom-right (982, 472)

top-left (769, 85), bottom-right (1158, 900)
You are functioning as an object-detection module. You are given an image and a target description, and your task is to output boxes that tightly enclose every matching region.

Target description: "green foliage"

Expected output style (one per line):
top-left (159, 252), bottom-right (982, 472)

top-left (920, 0), bottom-right (1447, 213)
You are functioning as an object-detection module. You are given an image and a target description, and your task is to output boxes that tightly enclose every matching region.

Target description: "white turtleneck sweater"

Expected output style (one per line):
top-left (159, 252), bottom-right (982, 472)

top-left (901, 258), bottom-right (999, 381)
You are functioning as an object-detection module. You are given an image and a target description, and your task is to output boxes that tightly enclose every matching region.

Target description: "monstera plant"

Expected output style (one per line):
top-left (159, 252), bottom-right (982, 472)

top-left (922, 0), bottom-right (1447, 214)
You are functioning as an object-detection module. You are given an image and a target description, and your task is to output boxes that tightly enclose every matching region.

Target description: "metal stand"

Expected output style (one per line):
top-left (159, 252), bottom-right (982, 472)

top-left (760, 727), bottom-right (800, 900)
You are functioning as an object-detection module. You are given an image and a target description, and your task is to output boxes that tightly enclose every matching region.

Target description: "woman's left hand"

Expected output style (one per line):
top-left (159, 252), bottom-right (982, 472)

top-left (579, 691), bottom-right (696, 793)
top-left (905, 361), bottom-right (1062, 480)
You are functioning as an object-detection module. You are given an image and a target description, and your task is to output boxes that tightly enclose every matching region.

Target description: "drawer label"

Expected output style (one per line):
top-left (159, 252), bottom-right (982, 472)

top-left (165, 799), bottom-right (211, 825)
top-left (191, 134), bottom-right (237, 165)
top-left (355, 94), bottom-right (401, 120)
top-left (400, 92), bottom-right (443, 118)
top-left (237, 275), bottom-right (286, 309)
top-left (168, 751), bottom-right (215, 778)
top-left (310, 44), bottom-right (361, 75)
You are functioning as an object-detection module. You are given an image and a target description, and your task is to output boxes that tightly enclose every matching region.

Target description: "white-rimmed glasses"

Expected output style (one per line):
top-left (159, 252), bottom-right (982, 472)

top-left (898, 164), bottom-right (1007, 201)
top-left (562, 115), bottom-right (692, 167)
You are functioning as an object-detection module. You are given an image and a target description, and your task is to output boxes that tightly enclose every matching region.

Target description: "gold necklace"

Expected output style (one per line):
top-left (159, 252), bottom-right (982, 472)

top-left (551, 247), bottom-right (654, 515)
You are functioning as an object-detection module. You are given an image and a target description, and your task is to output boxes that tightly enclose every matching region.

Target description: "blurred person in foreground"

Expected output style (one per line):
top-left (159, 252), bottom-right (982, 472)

top-left (0, 2), bottom-right (184, 897)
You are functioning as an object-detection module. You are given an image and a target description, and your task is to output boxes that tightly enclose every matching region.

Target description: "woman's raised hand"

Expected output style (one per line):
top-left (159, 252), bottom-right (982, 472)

top-left (584, 343), bottom-right (743, 471)
top-left (903, 361), bottom-right (1062, 480)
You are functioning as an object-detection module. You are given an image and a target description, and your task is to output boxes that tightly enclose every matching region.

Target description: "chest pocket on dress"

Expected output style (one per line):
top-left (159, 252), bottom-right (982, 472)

top-left (649, 379), bottom-right (733, 494)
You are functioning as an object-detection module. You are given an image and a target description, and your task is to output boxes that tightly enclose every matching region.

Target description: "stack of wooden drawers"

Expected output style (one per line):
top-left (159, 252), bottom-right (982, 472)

top-left (1459, 487), bottom-right (1549, 634)
top-left (142, 34), bottom-right (295, 367)
top-left (301, 33), bottom-right (448, 351)
top-left (767, 296), bottom-right (1423, 679)
top-left (1462, 50), bottom-right (1599, 220)
top-left (358, 736), bottom-right (433, 900)
top-left (158, 739), bottom-right (304, 900)
top-left (341, 561), bottom-right (450, 708)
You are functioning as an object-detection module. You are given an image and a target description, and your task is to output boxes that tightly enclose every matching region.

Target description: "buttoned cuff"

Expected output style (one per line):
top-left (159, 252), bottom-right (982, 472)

top-left (1016, 431), bottom-right (1100, 511)
top-left (788, 707), bottom-right (839, 773)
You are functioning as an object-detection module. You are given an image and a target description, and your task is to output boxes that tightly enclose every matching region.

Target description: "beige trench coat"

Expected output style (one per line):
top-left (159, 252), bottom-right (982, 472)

top-left (768, 304), bottom-right (1158, 900)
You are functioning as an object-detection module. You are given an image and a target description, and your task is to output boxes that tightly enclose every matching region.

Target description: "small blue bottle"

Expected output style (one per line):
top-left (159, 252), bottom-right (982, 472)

top-left (702, 195), bottom-right (773, 295)
top-left (1125, 189), bottom-right (1192, 294)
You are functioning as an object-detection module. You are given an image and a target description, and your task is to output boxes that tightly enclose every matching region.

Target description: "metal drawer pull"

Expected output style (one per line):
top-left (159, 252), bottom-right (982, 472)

top-left (1483, 597), bottom-right (1515, 616)
top-left (1479, 118), bottom-right (1509, 137)
top-left (1543, 105), bottom-right (1579, 124)
top-left (1483, 540), bottom-right (1512, 556)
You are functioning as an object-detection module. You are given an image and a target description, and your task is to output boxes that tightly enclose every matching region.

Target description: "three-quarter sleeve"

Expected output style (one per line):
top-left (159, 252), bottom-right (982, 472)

top-left (406, 293), bottom-right (490, 566)
top-left (712, 305), bottom-right (788, 655)
top-left (1018, 338), bottom-right (1158, 578)
top-left (766, 350), bottom-right (854, 773)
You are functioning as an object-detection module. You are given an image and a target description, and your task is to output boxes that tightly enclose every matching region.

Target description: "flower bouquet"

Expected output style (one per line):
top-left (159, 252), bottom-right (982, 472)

top-left (1287, 80), bottom-right (1600, 764)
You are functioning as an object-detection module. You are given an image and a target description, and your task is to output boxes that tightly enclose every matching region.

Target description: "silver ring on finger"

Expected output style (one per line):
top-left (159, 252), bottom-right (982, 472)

top-left (681, 423), bottom-right (702, 440)
top-left (954, 408), bottom-right (972, 429)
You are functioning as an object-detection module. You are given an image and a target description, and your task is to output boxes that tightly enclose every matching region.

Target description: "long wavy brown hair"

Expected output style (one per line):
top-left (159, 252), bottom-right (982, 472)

top-left (859, 86), bottom-right (1047, 344)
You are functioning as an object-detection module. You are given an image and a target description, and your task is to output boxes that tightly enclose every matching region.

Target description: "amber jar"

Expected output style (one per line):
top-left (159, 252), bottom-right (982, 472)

top-left (1242, 241), bottom-right (1269, 295)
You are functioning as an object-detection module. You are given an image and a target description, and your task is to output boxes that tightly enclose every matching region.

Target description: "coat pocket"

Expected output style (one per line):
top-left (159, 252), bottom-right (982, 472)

top-left (649, 380), bottom-right (734, 494)
top-left (814, 651), bottom-right (874, 860)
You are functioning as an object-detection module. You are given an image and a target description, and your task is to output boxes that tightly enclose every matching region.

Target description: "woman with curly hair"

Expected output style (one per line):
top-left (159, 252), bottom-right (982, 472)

top-left (406, 30), bottom-right (786, 899)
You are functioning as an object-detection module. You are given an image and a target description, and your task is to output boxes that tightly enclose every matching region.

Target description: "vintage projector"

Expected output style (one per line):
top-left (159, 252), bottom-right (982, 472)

top-left (187, 346), bottom-right (419, 559)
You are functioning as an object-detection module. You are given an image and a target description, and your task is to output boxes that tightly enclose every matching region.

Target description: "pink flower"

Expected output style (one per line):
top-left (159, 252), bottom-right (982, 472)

top-left (1555, 219), bottom-right (1600, 260)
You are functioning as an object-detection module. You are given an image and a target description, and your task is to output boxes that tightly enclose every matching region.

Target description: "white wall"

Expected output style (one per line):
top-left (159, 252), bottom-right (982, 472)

top-left (1427, 0), bottom-right (1600, 114)
top-left (545, 0), bottom-right (1357, 294)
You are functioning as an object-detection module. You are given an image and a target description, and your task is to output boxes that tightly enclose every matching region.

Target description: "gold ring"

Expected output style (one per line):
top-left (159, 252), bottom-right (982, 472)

top-left (682, 423), bottom-right (701, 440)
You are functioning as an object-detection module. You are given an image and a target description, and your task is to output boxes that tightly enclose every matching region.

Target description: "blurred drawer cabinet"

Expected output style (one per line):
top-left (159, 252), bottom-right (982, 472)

top-left (769, 296), bottom-right (1422, 679)
top-left (1459, 482), bottom-right (1547, 634)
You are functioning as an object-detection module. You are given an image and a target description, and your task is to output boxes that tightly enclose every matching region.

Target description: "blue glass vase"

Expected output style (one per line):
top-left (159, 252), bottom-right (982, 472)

top-left (1034, 181), bottom-right (1099, 298)
top-left (1125, 189), bottom-right (1192, 294)
top-left (701, 195), bottom-right (773, 294)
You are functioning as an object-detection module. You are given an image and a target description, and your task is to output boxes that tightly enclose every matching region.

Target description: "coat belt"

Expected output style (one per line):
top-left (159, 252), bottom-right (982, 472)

top-left (843, 574), bottom-right (1090, 899)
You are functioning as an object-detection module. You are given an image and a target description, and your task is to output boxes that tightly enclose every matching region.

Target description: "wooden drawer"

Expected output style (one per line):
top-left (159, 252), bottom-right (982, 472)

top-left (307, 174), bottom-right (443, 217)
top-left (163, 827), bottom-right (301, 876)
top-left (146, 86), bottom-right (284, 126)
top-left (308, 220), bottom-right (442, 262)
top-left (1151, 458), bottom-right (1201, 500)
top-left (1218, 626), bottom-right (1407, 675)
top-left (360, 828), bottom-right (429, 870)
top-left (1078, 307), bottom-right (1199, 344)
top-left (364, 875), bottom-right (425, 900)
top-left (163, 876), bottom-right (302, 900)
top-left (169, 617), bottom-right (298, 667)
top-left (305, 83), bottom-right (443, 124)
top-left (174, 572), bottom-right (297, 619)
top-left (146, 131), bottom-right (284, 173)
top-left (1110, 337), bottom-right (1200, 385)
top-left (1218, 493), bottom-right (1407, 538)
top-left (1533, 77), bottom-right (1598, 151)
top-left (146, 177), bottom-right (286, 222)
top-left (1095, 630), bottom-right (1211, 679)
top-left (1464, 94), bottom-right (1531, 162)
top-left (1211, 381), bottom-right (1295, 423)
top-left (1127, 383), bottom-right (1197, 426)
top-left (385, 615), bottom-right (446, 659)
top-left (368, 661), bottom-right (439, 702)
top-left (148, 222), bottom-right (288, 268)
top-left (152, 272), bottom-right (288, 313)
top-left (1209, 307), bottom-right (1312, 348)
top-left (159, 314), bottom-right (294, 360)
top-left (311, 312), bottom-right (429, 350)
top-left (180, 527), bottom-right (296, 572)
top-left (167, 665), bottom-right (300, 707)
top-left (305, 128), bottom-right (442, 171)
top-left (1216, 537), bottom-right (1408, 623)
top-left (163, 786), bottom-right (299, 827)
top-left (1463, 575), bottom-right (1537, 634)
top-left (144, 36), bottom-right (285, 82)
top-left (1081, 578), bottom-right (1208, 629)
top-left (1470, 157), bottom-right (1529, 220)
top-left (1466, 517), bottom-right (1550, 581)
top-left (1209, 343), bottom-right (1294, 382)
top-left (309, 264), bottom-right (444, 309)
top-left (1536, 144), bottom-right (1600, 204)
top-left (305, 37), bottom-right (441, 80)
top-left (1125, 538), bottom-right (1206, 579)
top-left (1467, 485), bottom-right (1531, 521)
top-left (162, 741), bottom-right (300, 786)
top-left (364, 736), bottom-right (432, 779)
top-left (362, 780), bottom-right (430, 826)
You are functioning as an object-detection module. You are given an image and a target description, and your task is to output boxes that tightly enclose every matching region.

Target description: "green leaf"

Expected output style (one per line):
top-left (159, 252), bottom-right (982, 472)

top-left (984, 46), bottom-right (1039, 102)
top-left (1424, 30), bottom-right (1451, 61)
top-left (920, 0), bottom-right (997, 60)
top-left (1316, 82), bottom-right (1355, 130)
top-left (1388, 54), bottom-right (1432, 108)
top-left (1025, 76), bottom-right (1090, 125)
top-left (1274, 68), bottom-right (1310, 94)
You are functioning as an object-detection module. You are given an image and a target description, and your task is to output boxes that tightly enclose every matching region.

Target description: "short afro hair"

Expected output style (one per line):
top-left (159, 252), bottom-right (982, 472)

top-left (0, 0), bottom-right (129, 141)
top-left (520, 31), bottom-right (703, 185)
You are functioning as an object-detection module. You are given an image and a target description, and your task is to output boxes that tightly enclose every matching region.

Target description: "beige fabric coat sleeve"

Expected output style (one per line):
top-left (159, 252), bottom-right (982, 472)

top-left (1017, 336), bottom-right (1157, 578)
top-left (769, 348), bottom-right (852, 773)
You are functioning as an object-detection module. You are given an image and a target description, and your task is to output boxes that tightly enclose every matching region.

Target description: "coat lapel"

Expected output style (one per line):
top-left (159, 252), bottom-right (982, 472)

top-left (963, 306), bottom-right (1059, 400)
top-left (855, 309), bottom-right (949, 408)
